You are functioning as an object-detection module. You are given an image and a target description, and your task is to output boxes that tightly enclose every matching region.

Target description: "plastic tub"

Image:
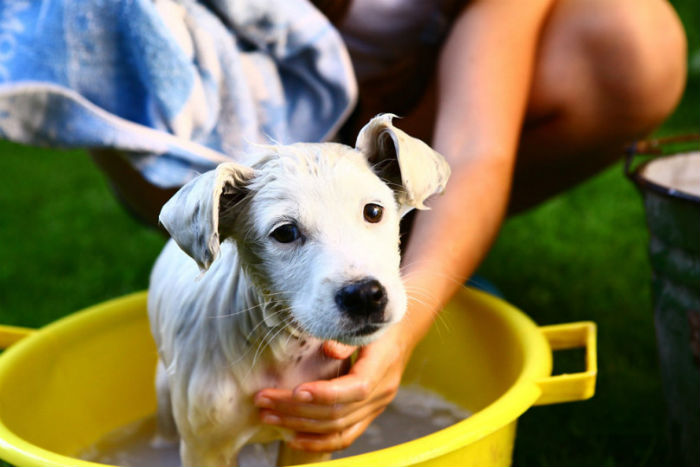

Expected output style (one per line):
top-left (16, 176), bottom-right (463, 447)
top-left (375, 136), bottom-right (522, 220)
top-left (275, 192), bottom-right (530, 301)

top-left (0, 288), bottom-right (596, 466)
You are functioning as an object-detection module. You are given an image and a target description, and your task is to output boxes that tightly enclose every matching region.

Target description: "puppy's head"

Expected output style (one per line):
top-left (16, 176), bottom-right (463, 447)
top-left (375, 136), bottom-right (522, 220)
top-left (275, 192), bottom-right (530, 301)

top-left (160, 115), bottom-right (450, 345)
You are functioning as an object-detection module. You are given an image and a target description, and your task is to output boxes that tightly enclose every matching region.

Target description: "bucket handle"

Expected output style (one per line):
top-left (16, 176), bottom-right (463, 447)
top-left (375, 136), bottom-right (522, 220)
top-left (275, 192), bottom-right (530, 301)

top-left (624, 133), bottom-right (700, 179)
top-left (0, 325), bottom-right (35, 350)
top-left (534, 321), bottom-right (597, 406)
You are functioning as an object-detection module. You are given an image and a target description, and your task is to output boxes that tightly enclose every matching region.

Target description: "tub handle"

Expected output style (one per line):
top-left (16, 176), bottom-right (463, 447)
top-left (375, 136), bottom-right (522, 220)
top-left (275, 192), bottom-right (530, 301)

top-left (0, 320), bottom-right (597, 403)
top-left (0, 325), bottom-right (36, 350)
top-left (534, 321), bottom-right (597, 406)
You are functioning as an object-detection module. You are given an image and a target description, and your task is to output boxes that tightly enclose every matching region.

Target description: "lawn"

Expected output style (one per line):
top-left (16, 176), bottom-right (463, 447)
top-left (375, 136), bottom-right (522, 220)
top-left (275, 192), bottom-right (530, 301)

top-left (0, 2), bottom-right (698, 466)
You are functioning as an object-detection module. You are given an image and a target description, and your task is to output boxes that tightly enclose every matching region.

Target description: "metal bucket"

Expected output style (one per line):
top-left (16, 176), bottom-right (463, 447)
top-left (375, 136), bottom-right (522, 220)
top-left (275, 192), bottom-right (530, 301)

top-left (627, 137), bottom-right (700, 466)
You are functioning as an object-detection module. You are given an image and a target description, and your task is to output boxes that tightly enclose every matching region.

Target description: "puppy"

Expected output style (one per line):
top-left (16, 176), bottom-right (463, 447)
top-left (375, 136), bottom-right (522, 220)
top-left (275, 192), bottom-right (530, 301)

top-left (148, 114), bottom-right (450, 467)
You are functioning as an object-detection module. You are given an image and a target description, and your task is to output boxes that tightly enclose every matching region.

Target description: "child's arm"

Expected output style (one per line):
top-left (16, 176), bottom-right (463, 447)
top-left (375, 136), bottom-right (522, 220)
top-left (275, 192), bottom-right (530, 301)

top-left (255, 0), bottom-right (556, 452)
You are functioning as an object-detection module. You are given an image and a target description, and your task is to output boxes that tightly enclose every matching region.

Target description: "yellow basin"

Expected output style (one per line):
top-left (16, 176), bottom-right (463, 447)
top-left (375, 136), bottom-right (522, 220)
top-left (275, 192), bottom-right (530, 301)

top-left (0, 288), bottom-right (596, 466)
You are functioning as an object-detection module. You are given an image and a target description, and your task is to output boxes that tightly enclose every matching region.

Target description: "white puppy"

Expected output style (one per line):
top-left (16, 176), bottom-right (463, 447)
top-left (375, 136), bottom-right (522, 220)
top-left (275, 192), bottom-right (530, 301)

top-left (148, 115), bottom-right (450, 467)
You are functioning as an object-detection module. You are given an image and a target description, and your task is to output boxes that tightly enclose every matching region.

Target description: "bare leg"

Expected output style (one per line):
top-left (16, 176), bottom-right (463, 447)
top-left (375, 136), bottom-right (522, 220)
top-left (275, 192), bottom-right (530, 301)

top-left (510, 0), bottom-right (687, 213)
top-left (90, 1), bottom-right (686, 224)
top-left (395, 0), bottom-right (687, 214)
top-left (89, 149), bottom-right (177, 230)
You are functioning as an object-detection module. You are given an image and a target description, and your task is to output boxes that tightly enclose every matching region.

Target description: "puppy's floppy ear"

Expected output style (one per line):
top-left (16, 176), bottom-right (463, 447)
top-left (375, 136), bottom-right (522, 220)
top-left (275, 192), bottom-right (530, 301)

top-left (159, 162), bottom-right (255, 271)
top-left (356, 114), bottom-right (450, 217)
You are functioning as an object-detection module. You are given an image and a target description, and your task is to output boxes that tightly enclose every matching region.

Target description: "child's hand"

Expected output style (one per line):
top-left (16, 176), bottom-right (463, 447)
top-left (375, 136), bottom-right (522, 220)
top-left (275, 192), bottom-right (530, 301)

top-left (254, 326), bottom-right (410, 452)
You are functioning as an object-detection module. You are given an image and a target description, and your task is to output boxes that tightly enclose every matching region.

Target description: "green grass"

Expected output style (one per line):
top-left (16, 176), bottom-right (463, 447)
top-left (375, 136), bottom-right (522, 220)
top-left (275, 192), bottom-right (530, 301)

top-left (493, 2), bottom-right (700, 462)
top-left (0, 145), bottom-right (166, 328)
top-left (478, 162), bottom-right (666, 466)
top-left (0, 2), bottom-right (698, 465)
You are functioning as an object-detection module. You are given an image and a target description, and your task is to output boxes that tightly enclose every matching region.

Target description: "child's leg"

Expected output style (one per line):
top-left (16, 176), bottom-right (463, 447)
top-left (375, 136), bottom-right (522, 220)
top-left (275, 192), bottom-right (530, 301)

top-left (396, 0), bottom-right (687, 213)
top-left (511, 0), bottom-right (687, 212)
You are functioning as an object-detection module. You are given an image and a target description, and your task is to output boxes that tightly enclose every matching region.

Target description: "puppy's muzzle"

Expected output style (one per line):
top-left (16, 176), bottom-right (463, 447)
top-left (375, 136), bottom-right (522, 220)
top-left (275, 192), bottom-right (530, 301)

top-left (335, 277), bottom-right (388, 326)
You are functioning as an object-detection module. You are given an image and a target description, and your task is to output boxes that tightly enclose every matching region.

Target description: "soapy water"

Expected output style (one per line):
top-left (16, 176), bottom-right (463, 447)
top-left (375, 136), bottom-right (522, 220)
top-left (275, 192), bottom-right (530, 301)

top-left (81, 385), bottom-right (471, 466)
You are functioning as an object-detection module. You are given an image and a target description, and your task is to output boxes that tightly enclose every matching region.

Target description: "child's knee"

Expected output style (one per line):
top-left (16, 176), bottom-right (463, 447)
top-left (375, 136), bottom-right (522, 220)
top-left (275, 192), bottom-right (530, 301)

top-left (579, 0), bottom-right (687, 129)
top-left (530, 0), bottom-right (687, 136)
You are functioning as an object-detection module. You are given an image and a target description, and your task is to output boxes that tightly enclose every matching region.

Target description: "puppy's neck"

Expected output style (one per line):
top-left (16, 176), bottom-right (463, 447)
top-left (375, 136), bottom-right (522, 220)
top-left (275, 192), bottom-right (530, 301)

top-left (215, 258), bottom-right (313, 369)
top-left (231, 281), bottom-right (340, 387)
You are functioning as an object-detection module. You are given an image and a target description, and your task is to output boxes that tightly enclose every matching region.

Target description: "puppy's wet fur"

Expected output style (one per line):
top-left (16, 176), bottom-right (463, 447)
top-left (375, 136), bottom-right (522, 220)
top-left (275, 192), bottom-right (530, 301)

top-left (148, 115), bottom-right (450, 466)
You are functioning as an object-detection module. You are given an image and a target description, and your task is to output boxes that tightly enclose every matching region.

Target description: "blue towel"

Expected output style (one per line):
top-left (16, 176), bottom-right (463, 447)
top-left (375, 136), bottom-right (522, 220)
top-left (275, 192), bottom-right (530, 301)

top-left (0, 0), bottom-right (357, 187)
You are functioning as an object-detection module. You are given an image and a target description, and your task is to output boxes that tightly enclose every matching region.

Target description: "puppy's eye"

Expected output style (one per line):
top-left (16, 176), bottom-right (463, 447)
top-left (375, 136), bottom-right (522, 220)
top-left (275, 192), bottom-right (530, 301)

top-left (270, 224), bottom-right (302, 243)
top-left (363, 203), bottom-right (383, 223)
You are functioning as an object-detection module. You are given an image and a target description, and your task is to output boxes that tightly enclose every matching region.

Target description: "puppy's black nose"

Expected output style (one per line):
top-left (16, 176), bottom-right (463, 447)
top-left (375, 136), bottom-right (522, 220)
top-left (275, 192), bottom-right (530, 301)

top-left (335, 278), bottom-right (387, 320)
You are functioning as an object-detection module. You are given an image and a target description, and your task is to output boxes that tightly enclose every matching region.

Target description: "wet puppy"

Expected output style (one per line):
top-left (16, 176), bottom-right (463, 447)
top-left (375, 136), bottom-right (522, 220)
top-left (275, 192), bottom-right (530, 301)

top-left (148, 115), bottom-right (450, 466)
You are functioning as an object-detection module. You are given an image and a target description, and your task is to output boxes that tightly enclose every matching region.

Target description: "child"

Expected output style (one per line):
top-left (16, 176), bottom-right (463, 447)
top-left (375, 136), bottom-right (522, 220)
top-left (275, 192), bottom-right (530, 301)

top-left (253, 0), bottom-right (687, 452)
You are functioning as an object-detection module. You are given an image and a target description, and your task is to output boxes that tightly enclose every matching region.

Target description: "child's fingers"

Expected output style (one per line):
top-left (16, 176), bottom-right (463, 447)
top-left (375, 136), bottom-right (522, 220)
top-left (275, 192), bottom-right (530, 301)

top-left (322, 340), bottom-right (357, 360)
